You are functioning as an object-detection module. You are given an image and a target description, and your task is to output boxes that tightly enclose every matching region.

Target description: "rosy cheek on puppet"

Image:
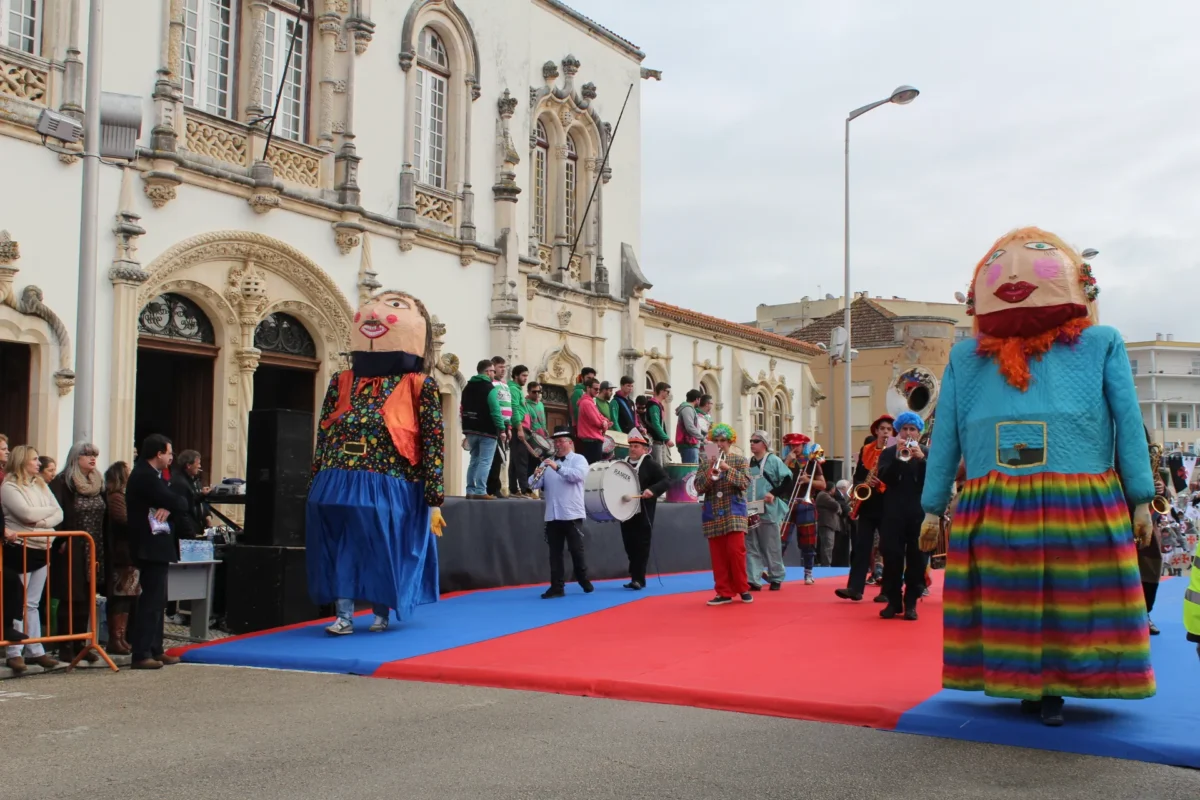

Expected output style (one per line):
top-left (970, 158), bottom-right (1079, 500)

top-left (354, 312), bottom-right (361, 323)
top-left (386, 314), bottom-right (398, 324)
top-left (1033, 258), bottom-right (1061, 279)
top-left (985, 262), bottom-right (1003, 287)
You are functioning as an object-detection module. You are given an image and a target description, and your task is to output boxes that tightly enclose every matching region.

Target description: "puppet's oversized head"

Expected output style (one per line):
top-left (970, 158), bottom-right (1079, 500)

top-left (350, 290), bottom-right (434, 374)
top-left (967, 227), bottom-right (1099, 339)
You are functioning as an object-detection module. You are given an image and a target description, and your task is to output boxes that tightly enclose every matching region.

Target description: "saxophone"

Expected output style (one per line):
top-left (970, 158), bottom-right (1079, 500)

top-left (848, 441), bottom-right (884, 521)
top-left (1149, 443), bottom-right (1170, 515)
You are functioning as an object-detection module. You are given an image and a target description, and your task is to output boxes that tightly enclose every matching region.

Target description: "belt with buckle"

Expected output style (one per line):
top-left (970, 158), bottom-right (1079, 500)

top-left (342, 441), bottom-right (367, 456)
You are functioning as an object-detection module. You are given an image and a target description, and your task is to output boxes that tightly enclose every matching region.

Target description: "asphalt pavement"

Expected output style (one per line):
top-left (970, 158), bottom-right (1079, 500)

top-left (1, 666), bottom-right (1196, 800)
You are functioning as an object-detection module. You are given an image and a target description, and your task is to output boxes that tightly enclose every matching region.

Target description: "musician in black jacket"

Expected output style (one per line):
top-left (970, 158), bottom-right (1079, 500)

top-left (875, 412), bottom-right (928, 621)
top-left (126, 434), bottom-right (190, 670)
top-left (836, 415), bottom-right (893, 603)
top-left (621, 428), bottom-right (670, 589)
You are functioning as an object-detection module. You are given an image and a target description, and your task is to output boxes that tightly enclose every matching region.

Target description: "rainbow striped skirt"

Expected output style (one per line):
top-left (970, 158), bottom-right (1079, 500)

top-left (944, 469), bottom-right (1155, 701)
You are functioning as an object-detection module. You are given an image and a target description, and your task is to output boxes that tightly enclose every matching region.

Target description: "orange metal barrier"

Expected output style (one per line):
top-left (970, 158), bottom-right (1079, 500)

top-left (1, 531), bottom-right (118, 672)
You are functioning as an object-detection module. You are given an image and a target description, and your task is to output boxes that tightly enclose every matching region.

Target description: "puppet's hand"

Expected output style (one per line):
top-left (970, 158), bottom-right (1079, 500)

top-left (430, 507), bottom-right (446, 537)
top-left (1132, 503), bottom-right (1153, 548)
top-left (919, 513), bottom-right (941, 552)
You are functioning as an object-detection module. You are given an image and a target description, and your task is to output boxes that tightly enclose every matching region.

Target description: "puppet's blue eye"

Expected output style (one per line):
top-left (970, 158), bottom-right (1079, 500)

top-left (986, 249), bottom-right (1005, 264)
top-left (1024, 242), bottom-right (1055, 251)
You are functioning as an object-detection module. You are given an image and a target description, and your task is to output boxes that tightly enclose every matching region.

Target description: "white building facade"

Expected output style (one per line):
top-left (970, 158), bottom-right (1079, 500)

top-left (1127, 336), bottom-right (1200, 454)
top-left (0, 0), bottom-right (820, 493)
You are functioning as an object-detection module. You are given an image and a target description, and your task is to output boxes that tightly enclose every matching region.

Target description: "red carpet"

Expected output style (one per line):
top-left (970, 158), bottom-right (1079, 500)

top-left (376, 575), bottom-right (946, 728)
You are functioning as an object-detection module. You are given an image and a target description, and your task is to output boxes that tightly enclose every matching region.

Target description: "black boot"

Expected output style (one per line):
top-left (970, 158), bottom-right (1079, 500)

top-left (1040, 696), bottom-right (1064, 727)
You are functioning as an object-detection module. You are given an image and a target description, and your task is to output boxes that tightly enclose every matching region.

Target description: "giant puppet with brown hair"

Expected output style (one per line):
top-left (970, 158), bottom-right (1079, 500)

top-left (306, 290), bottom-right (446, 636)
top-left (918, 227), bottom-right (1155, 727)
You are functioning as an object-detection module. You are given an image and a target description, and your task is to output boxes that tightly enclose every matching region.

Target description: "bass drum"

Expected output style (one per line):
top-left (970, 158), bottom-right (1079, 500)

top-left (584, 460), bottom-right (641, 523)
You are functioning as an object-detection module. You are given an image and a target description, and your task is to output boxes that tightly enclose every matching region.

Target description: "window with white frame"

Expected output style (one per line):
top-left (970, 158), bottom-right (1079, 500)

top-left (851, 397), bottom-right (872, 428)
top-left (262, 5), bottom-right (308, 142)
top-left (534, 121), bottom-right (549, 244)
top-left (644, 373), bottom-right (655, 395)
top-left (1168, 411), bottom-right (1191, 429)
top-left (771, 395), bottom-right (785, 449)
top-left (181, 0), bottom-right (236, 118)
top-left (751, 393), bottom-right (766, 433)
top-left (413, 27), bottom-right (449, 189)
top-left (1191, 357), bottom-right (1200, 375)
top-left (1130, 359), bottom-right (1138, 376)
top-left (2, 0), bottom-right (42, 56)
top-left (564, 133), bottom-right (579, 241)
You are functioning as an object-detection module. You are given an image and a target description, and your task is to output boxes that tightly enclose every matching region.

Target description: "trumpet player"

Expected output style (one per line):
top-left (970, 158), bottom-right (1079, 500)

top-left (836, 415), bottom-right (893, 603)
top-left (876, 412), bottom-right (928, 621)
top-left (694, 424), bottom-right (753, 606)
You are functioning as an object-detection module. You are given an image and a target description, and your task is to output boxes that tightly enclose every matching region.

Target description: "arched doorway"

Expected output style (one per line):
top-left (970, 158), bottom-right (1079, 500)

top-left (0, 342), bottom-right (31, 443)
top-left (252, 312), bottom-right (318, 414)
top-left (135, 293), bottom-right (216, 473)
top-left (541, 384), bottom-right (570, 436)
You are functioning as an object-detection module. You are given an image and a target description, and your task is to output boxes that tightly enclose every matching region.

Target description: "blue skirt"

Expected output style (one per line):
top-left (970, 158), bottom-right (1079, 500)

top-left (306, 469), bottom-right (439, 621)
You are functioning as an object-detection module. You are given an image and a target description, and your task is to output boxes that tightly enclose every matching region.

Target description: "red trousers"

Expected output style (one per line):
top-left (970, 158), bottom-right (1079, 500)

top-left (708, 532), bottom-right (749, 598)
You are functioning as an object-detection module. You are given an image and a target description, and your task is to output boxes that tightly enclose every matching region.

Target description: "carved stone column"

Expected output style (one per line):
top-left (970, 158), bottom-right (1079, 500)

top-left (60, 0), bottom-right (84, 120)
top-left (317, 5), bottom-right (342, 149)
top-left (228, 264), bottom-right (269, 479)
top-left (553, 144), bottom-right (571, 283)
top-left (244, 1), bottom-right (270, 120)
top-left (151, 0), bottom-right (186, 152)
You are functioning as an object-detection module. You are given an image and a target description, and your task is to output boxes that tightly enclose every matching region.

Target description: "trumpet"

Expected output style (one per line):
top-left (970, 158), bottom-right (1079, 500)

top-left (898, 439), bottom-right (919, 462)
top-left (1148, 443), bottom-right (1171, 515)
top-left (710, 449), bottom-right (727, 481)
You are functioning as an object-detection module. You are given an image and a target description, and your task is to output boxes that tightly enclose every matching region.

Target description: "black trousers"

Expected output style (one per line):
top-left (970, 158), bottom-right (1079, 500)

top-left (487, 439), bottom-right (506, 495)
top-left (1143, 581), bottom-right (1158, 614)
top-left (846, 515), bottom-right (882, 595)
top-left (578, 438), bottom-right (605, 465)
top-left (546, 520), bottom-right (588, 589)
top-left (620, 511), bottom-right (654, 585)
top-left (880, 514), bottom-right (927, 611)
top-left (509, 438), bottom-right (530, 495)
top-left (130, 560), bottom-right (168, 660)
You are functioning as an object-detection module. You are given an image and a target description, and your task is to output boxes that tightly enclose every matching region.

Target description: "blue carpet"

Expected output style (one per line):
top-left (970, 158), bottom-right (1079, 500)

top-left (893, 577), bottom-right (1200, 769)
top-left (182, 568), bottom-right (849, 674)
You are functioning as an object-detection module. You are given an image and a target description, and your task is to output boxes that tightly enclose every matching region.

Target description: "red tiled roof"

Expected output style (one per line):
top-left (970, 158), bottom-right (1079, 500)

top-left (787, 296), bottom-right (898, 347)
top-left (644, 299), bottom-right (824, 356)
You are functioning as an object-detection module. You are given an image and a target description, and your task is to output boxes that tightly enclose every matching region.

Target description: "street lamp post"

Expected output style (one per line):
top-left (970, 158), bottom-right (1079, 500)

top-left (842, 85), bottom-right (919, 469)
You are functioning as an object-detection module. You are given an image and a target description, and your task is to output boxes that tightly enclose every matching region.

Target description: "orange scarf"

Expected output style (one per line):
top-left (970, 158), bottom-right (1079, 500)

top-left (976, 317), bottom-right (1092, 392)
top-left (860, 441), bottom-right (887, 493)
top-left (322, 371), bottom-right (423, 466)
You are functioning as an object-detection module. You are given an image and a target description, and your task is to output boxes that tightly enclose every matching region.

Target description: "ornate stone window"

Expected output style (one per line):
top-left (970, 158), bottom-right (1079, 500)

top-left (2, 0), bottom-right (41, 55)
top-left (564, 133), bottom-right (578, 244)
top-left (644, 373), bottom-right (654, 395)
top-left (254, 312), bottom-right (316, 358)
top-left (262, 2), bottom-right (310, 143)
top-left (413, 26), bottom-right (449, 189)
top-left (182, 0), bottom-right (237, 118)
top-left (751, 392), bottom-right (766, 434)
top-left (771, 394), bottom-right (785, 448)
top-left (533, 121), bottom-right (549, 244)
top-left (138, 293), bottom-right (216, 345)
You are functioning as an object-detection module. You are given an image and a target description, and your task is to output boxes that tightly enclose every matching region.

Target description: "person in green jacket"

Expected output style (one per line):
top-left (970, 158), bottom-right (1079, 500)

top-left (644, 382), bottom-right (672, 463)
top-left (1186, 533), bottom-right (1200, 659)
top-left (507, 365), bottom-right (534, 497)
top-left (745, 430), bottom-right (793, 590)
top-left (569, 367), bottom-right (596, 428)
top-left (596, 382), bottom-right (621, 430)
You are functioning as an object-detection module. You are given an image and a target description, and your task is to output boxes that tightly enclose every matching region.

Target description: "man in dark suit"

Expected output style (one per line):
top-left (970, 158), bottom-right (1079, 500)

top-left (126, 434), bottom-right (189, 670)
top-left (620, 428), bottom-right (669, 589)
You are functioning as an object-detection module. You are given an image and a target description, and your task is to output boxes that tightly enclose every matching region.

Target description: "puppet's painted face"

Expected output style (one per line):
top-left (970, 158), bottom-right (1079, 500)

top-left (351, 292), bottom-right (427, 354)
top-left (972, 237), bottom-right (1086, 319)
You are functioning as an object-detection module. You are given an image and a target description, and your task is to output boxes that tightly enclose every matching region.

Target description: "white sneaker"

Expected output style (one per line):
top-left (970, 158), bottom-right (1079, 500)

top-left (325, 618), bottom-right (354, 636)
top-left (369, 615), bottom-right (389, 632)
top-left (804, 571), bottom-right (815, 585)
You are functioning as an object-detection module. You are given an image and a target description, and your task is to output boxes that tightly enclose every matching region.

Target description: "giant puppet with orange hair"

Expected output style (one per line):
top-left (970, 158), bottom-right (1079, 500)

top-left (918, 227), bottom-right (1155, 727)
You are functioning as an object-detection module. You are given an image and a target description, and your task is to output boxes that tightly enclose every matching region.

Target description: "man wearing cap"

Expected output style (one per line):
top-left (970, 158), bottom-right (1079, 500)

top-left (836, 415), bottom-right (894, 602)
top-left (620, 428), bottom-right (670, 589)
top-left (746, 430), bottom-right (792, 591)
top-left (596, 381), bottom-right (621, 432)
top-left (530, 425), bottom-right (594, 598)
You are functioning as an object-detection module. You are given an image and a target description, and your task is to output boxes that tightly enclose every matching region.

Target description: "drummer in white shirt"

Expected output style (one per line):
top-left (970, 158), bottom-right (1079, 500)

top-left (530, 425), bottom-right (594, 599)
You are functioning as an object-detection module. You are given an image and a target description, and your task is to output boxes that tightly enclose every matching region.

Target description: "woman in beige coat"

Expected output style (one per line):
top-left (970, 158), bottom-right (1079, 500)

top-left (2, 445), bottom-right (64, 673)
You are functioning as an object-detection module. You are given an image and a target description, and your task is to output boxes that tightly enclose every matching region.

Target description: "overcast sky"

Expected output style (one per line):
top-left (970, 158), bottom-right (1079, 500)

top-left (568, 0), bottom-right (1200, 342)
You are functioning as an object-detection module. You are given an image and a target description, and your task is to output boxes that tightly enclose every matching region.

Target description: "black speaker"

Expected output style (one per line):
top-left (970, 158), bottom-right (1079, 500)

top-left (223, 545), bottom-right (323, 634)
top-left (244, 409), bottom-right (314, 547)
top-left (822, 458), bottom-right (845, 485)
